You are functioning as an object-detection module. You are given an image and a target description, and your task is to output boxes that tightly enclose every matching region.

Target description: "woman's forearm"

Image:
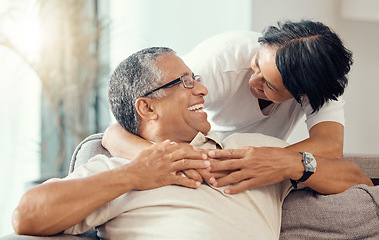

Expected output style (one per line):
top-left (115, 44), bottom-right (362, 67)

top-left (102, 123), bottom-right (152, 159)
top-left (286, 121), bottom-right (344, 159)
top-left (300, 156), bottom-right (373, 194)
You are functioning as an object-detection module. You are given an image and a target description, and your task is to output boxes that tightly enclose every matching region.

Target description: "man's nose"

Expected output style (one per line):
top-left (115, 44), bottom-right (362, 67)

top-left (193, 81), bottom-right (208, 96)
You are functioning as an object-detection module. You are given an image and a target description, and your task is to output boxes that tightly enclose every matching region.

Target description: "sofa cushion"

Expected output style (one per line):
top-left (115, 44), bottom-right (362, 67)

top-left (280, 185), bottom-right (379, 239)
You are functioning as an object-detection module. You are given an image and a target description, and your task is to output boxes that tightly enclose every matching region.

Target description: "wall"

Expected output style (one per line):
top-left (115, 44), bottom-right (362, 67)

top-left (251, 0), bottom-right (379, 154)
top-left (109, 0), bottom-right (252, 69)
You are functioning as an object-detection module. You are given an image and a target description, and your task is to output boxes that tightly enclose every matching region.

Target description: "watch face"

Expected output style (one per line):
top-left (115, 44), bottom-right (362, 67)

top-left (303, 152), bottom-right (317, 172)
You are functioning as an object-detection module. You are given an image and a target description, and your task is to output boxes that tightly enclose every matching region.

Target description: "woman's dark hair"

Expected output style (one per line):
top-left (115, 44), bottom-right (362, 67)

top-left (258, 20), bottom-right (353, 112)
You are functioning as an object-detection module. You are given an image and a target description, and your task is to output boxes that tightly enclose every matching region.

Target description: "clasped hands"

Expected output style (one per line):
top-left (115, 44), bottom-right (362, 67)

top-left (206, 147), bottom-right (299, 194)
top-left (137, 141), bottom-right (299, 194)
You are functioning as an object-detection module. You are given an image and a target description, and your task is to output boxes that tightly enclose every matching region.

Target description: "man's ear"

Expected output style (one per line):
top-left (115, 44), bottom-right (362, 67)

top-left (135, 98), bottom-right (158, 120)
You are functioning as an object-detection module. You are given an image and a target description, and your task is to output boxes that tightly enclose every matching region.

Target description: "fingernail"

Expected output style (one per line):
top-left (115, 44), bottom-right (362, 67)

top-left (202, 153), bottom-right (207, 159)
top-left (212, 181), bottom-right (218, 187)
top-left (209, 177), bottom-right (215, 184)
top-left (208, 151), bottom-right (215, 157)
top-left (224, 189), bottom-right (230, 194)
top-left (204, 161), bottom-right (210, 167)
top-left (196, 182), bottom-right (201, 187)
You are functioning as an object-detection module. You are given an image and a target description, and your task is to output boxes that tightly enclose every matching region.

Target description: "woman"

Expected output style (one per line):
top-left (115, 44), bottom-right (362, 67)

top-left (102, 20), bottom-right (370, 194)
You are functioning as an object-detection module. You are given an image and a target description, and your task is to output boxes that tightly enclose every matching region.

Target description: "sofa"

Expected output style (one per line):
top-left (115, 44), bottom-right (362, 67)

top-left (2, 133), bottom-right (378, 239)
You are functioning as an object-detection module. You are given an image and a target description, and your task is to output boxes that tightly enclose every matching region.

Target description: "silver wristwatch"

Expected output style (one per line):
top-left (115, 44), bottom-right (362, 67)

top-left (290, 152), bottom-right (317, 189)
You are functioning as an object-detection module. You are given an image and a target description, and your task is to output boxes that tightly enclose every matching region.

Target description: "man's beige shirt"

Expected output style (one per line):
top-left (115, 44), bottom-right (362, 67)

top-left (60, 132), bottom-right (292, 240)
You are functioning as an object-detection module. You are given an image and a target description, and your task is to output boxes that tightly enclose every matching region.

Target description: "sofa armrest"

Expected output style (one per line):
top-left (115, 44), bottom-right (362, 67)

top-left (70, 133), bottom-right (111, 173)
top-left (0, 229), bottom-right (99, 240)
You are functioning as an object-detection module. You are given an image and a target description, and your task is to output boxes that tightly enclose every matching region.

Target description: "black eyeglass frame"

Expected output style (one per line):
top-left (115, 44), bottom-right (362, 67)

top-left (142, 74), bottom-right (201, 97)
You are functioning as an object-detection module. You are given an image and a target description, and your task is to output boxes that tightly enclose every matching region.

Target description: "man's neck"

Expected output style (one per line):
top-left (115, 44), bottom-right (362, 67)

top-left (140, 127), bottom-right (194, 144)
top-left (147, 135), bottom-right (193, 144)
top-left (139, 121), bottom-right (198, 143)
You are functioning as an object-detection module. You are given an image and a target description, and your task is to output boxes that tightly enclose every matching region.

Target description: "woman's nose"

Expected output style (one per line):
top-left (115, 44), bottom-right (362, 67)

top-left (249, 73), bottom-right (264, 88)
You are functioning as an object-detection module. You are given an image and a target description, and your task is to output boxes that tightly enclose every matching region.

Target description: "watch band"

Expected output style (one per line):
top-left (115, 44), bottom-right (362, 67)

top-left (297, 171), bottom-right (313, 182)
top-left (290, 179), bottom-right (299, 189)
top-left (291, 172), bottom-right (312, 189)
top-left (290, 152), bottom-right (316, 189)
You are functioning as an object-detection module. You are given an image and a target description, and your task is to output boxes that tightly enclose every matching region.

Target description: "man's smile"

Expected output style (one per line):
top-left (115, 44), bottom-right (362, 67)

top-left (188, 103), bottom-right (205, 113)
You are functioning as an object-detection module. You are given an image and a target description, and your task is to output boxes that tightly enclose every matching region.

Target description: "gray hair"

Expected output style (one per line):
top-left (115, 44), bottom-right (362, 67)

top-left (108, 47), bottom-right (176, 135)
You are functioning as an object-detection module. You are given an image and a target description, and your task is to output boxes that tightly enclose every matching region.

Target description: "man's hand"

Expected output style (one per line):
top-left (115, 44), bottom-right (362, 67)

top-left (124, 140), bottom-right (212, 190)
top-left (177, 168), bottom-right (217, 185)
top-left (159, 143), bottom-right (216, 185)
top-left (208, 147), bottom-right (302, 194)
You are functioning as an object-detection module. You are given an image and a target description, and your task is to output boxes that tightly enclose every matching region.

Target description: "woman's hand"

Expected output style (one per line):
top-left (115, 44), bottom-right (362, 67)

top-left (208, 146), bottom-right (302, 194)
top-left (173, 146), bottom-right (217, 185)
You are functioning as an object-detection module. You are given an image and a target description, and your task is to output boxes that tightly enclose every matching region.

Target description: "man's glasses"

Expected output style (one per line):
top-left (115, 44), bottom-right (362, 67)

top-left (142, 75), bottom-right (202, 97)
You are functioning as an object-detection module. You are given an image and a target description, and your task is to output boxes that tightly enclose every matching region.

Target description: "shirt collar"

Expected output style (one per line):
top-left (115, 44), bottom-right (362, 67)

top-left (190, 132), bottom-right (223, 149)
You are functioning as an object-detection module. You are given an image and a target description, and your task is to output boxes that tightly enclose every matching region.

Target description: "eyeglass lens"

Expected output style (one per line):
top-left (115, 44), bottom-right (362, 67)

top-left (182, 75), bottom-right (201, 88)
top-left (182, 75), bottom-right (194, 88)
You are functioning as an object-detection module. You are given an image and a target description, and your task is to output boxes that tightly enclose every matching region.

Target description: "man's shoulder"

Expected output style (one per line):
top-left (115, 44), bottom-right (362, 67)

top-left (68, 155), bottom-right (131, 179)
top-left (222, 133), bottom-right (290, 149)
top-left (193, 131), bottom-right (289, 149)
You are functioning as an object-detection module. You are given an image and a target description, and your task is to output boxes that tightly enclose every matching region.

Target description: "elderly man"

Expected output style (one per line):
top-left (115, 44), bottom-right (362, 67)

top-left (12, 47), bottom-right (370, 239)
